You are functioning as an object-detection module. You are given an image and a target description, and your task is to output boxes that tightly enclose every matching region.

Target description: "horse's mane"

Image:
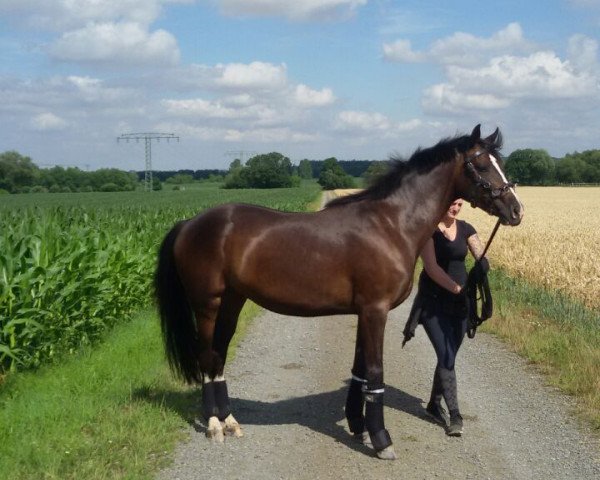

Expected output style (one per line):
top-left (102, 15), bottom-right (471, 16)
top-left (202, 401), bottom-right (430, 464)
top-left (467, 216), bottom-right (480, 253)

top-left (325, 130), bottom-right (502, 208)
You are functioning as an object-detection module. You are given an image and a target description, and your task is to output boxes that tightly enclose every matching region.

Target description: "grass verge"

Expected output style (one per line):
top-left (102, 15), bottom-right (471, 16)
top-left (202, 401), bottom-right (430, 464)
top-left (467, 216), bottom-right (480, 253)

top-left (481, 267), bottom-right (600, 431)
top-left (0, 301), bottom-right (259, 480)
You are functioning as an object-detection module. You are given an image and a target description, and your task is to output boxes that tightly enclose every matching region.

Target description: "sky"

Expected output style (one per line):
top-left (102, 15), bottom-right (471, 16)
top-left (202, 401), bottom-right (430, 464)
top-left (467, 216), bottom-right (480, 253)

top-left (1, 0), bottom-right (599, 171)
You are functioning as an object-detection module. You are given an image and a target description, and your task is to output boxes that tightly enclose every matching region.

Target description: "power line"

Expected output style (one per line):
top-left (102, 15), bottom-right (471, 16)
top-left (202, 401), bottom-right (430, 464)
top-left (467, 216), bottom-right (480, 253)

top-left (117, 132), bottom-right (179, 191)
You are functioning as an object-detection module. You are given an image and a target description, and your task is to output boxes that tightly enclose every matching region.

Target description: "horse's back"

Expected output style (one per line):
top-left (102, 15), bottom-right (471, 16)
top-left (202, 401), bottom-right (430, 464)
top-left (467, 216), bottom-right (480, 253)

top-left (174, 202), bottom-right (415, 315)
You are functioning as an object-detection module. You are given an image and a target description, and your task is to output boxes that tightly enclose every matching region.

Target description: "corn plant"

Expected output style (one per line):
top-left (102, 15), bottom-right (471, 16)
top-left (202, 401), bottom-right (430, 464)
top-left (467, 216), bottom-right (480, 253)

top-left (0, 182), bottom-right (321, 372)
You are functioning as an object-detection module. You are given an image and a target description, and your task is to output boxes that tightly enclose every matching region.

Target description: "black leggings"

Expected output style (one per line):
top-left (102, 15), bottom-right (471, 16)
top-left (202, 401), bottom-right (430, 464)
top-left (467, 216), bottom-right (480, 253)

top-left (421, 308), bottom-right (467, 414)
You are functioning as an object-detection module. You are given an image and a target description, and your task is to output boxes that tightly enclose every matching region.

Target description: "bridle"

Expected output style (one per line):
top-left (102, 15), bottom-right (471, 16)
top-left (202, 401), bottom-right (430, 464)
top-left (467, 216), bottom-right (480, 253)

top-left (464, 149), bottom-right (516, 199)
top-left (462, 147), bottom-right (515, 338)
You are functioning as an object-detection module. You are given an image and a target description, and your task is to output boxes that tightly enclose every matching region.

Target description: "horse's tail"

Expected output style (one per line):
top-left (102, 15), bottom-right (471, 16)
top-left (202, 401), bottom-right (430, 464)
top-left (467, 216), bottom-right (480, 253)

top-left (154, 221), bottom-right (202, 384)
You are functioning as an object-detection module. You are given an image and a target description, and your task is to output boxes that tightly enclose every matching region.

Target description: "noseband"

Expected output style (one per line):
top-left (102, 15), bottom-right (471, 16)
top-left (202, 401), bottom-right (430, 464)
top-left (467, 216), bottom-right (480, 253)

top-left (464, 150), bottom-right (515, 199)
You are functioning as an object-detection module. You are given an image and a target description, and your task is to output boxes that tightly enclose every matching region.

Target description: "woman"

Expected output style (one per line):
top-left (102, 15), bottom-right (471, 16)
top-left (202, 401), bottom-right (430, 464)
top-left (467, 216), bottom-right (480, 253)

top-left (404, 198), bottom-right (488, 436)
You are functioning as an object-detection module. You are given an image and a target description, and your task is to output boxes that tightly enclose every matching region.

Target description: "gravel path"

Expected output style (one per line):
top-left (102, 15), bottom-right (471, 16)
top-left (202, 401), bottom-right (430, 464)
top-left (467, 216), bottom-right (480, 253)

top-left (158, 297), bottom-right (599, 480)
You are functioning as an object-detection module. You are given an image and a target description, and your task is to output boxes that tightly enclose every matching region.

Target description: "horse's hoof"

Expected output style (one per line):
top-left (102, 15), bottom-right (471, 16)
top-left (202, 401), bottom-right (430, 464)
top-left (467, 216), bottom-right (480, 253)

top-left (376, 445), bottom-right (397, 460)
top-left (223, 422), bottom-right (244, 438)
top-left (224, 425), bottom-right (243, 438)
top-left (206, 417), bottom-right (225, 443)
top-left (223, 414), bottom-right (244, 438)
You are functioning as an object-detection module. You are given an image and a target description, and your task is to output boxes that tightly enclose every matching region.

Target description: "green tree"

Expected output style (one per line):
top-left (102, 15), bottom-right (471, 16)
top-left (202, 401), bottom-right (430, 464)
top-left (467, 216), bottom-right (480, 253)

top-left (0, 151), bottom-right (39, 193)
top-left (556, 156), bottom-right (589, 184)
top-left (362, 161), bottom-right (389, 186)
top-left (562, 150), bottom-right (600, 183)
top-left (90, 169), bottom-right (137, 191)
top-left (505, 149), bottom-right (555, 185)
top-left (39, 166), bottom-right (88, 191)
top-left (165, 173), bottom-right (194, 184)
top-left (318, 157), bottom-right (356, 190)
top-left (298, 159), bottom-right (313, 179)
top-left (224, 152), bottom-right (296, 189)
top-left (244, 152), bottom-right (294, 188)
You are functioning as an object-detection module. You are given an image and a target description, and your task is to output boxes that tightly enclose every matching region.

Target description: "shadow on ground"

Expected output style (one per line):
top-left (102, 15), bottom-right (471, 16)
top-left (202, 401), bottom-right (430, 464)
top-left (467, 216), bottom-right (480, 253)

top-left (135, 381), bottom-right (429, 456)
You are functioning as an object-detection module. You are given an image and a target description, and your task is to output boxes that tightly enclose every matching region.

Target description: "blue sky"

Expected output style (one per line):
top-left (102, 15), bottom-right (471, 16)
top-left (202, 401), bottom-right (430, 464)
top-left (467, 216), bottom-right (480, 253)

top-left (1, 0), bottom-right (599, 171)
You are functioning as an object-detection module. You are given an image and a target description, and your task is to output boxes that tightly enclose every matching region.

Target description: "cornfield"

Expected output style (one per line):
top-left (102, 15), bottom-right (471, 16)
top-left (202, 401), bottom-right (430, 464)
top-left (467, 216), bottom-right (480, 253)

top-left (0, 184), bottom-right (320, 373)
top-left (460, 186), bottom-right (600, 311)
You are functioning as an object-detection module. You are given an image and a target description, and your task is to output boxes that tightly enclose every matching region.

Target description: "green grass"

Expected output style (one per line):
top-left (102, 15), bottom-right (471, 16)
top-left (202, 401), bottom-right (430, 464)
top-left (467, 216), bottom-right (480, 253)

top-left (0, 183), bottom-right (319, 478)
top-left (481, 267), bottom-right (600, 430)
top-left (0, 301), bottom-right (259, 479)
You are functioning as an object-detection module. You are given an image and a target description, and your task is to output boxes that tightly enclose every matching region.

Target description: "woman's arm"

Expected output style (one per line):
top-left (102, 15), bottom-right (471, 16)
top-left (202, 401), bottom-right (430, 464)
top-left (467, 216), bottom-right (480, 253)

top-left (420, 238), bottom-right (462, 294)
top-left (467, 233), bottom-right (485, 260)
top-left (467, 233), bottom-right (490, 272)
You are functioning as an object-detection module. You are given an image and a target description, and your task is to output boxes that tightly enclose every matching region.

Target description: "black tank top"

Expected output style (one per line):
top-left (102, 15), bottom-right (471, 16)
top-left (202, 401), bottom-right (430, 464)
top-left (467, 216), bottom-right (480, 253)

top-left (419, 219), bottom-right (476, 293)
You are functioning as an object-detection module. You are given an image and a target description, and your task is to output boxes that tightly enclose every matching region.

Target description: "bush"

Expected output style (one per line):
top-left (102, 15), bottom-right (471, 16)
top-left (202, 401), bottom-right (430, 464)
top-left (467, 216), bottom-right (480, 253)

top-left (318, 157), bottom-right (356, 190)
top-left (99, 183), bottom-right (120, 192)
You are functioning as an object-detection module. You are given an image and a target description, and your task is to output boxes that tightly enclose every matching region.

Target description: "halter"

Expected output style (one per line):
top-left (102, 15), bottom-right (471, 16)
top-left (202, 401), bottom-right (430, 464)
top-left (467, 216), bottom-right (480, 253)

top-left (464, 149), bottom-right (516, 199)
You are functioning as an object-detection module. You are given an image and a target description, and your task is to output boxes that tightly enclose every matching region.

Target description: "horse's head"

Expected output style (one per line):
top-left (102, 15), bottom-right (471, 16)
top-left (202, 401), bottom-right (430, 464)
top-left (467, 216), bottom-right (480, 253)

top-left (455, 125), bottom-right (524, 226)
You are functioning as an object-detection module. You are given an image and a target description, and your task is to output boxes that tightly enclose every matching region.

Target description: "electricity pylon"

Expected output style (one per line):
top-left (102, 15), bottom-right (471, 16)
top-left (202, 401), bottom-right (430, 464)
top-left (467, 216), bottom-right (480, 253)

top-left (117, 132), bottom-right (179, 191)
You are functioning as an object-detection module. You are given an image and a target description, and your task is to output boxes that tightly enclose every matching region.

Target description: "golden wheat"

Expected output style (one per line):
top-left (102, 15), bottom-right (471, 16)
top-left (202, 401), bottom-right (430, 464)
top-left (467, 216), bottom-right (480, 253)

top-left (460, 187), bottom-right (600, 310)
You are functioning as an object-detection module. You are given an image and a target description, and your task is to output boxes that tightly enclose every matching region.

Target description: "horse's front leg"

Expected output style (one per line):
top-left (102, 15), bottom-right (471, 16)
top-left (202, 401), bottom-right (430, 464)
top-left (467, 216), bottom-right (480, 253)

top-left (346, 328), bottom-right (369, 444)
top-left (358, 305), bottom-right (396, 460)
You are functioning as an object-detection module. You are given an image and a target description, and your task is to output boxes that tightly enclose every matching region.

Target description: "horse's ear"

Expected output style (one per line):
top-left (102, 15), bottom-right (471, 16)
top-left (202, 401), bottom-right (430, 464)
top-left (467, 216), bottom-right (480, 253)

top-left (470, 124), bottom-right (481, 140)
top-left (484, 127), bottom-right (500, 144)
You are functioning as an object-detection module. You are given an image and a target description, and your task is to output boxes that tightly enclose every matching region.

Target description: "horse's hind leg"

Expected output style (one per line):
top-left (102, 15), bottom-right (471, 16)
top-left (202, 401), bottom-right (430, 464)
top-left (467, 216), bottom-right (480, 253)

top-left (191, 295), bottom-right (227, 442)
top-left (211, 288), bottom-right (246, 438)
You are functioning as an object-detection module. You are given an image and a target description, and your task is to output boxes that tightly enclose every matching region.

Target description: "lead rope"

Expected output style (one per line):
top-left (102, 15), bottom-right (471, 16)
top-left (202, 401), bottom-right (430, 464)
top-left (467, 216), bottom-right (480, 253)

top-left (480, 217), bottom-right (501, 259)
top-left (466, 218), bottom-right (502, 338)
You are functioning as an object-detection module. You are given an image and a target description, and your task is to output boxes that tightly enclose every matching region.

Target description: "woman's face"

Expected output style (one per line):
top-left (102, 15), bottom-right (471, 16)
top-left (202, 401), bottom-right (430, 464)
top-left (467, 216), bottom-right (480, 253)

top-left (446, 199), bottom-right (464, 219)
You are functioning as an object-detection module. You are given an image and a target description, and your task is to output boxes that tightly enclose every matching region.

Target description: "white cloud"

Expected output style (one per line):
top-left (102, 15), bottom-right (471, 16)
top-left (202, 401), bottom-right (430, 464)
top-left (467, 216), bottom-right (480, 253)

top-left (422, 85), bottom-right (511, 113)
top-left (155, 122), bottom-right (320, 144)
top-left (335, 111), bottom-right (422, 139)
top-left (293, 84), bottom-right (335, 106)
top-left (383, 22), bottom-right (533, 66)
top-left (156, 62), bottom-right (338, 143)
top-left (48, 22), bottom-right (180, 66)
top-left (568, 34), bottom-right (600, 73)
top-left (214, 62), bottom-right (288, 90)
top-left (422, 49), bottom-right (600, 115)
top-left (0, 0), bottom-right (164, 30)
top-left (162, 97), bottom-right (278, 124)
top-left (337, 110), bottom-right (391, 131)
top-left (460, 51), bottom-right (595, 97)
top-left (382, 39), bottom-right (425, 62)
top-left (215, 0), bottom-right (367, 20)
top-left (30, 112), bottom-right (68, 131)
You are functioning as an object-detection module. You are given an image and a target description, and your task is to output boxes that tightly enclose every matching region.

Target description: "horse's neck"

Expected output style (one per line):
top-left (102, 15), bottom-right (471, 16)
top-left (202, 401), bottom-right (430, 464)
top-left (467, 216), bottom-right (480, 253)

top-left (386, 160), bottom-right (458, 249)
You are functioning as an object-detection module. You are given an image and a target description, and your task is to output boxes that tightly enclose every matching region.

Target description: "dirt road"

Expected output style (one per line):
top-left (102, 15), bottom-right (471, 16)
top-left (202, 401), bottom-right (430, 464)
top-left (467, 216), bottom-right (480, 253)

top-left (158, 296), bottom-right (599, 480)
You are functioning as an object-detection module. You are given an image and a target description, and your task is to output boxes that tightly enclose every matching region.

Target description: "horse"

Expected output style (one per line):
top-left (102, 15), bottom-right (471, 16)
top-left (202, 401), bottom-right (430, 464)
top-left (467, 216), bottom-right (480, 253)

top-left (155, 124), bottom-right (523, 460)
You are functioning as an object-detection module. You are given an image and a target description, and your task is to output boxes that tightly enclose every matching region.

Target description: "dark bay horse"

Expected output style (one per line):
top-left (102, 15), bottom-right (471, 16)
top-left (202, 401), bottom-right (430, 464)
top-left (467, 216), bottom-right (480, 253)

top-left (155, 125), bottom-right (523, 459)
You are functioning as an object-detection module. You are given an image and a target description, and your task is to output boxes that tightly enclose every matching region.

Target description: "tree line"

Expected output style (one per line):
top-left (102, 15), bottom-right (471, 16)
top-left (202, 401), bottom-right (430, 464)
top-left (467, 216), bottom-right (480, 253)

top-left (0, 151), bottom-right (138, 194)
top-left (505, 149), bottom-right (600, 185)
top-left (2, 147), bottom-right (599, 194)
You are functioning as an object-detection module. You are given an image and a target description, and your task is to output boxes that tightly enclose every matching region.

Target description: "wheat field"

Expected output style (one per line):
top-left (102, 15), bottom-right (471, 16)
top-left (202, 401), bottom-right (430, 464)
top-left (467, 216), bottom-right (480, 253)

top-left (460, 186), bottom-right (600, 311)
